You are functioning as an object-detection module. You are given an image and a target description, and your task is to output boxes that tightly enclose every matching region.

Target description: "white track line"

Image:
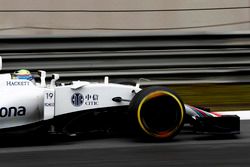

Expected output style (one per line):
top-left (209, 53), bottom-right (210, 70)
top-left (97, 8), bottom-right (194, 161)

top-left (217, 111), bottom-right (250, 120)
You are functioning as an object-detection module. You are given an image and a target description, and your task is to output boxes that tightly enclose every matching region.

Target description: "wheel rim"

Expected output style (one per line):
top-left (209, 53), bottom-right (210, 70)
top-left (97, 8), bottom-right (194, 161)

top-left (137, 91), bottom-right (185, 138)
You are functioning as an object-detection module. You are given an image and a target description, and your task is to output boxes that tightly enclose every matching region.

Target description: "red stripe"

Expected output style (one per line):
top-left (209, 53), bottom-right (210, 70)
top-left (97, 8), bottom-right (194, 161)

top-left (211, 112), bottom-right (222, 117)
top-left (192, 107), bottom-right (208, 117)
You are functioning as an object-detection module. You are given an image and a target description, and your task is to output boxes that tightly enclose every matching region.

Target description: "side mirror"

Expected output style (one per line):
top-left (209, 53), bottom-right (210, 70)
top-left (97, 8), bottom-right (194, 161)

top-left (104, 76), bottom-right (109, 84)
top-left (38, 70), bottom-right (46, 87)
top-left (50, 74), bottom-right (59, 88)
top-left (0, 56), bottom-right (2, 71)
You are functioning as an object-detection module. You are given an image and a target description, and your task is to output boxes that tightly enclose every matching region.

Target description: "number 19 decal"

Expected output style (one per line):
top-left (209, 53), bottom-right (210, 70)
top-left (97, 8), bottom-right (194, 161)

top-left (46, 93), bottom-right (54, 99)
top-left (44, 90), bottom-right (55, 120)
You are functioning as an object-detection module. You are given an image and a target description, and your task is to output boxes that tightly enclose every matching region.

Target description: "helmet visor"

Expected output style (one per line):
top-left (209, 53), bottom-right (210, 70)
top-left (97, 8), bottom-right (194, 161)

top-left (15, 75), bottom-right (33, 81)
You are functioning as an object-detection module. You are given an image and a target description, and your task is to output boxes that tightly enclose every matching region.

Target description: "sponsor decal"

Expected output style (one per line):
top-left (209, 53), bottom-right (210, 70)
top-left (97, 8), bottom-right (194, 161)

top-left (44, 103), bottom-right (55, 107)
top-left (71, 93), bottom-right (99, 107)
top-left (84, 94), bottom-right (99, 106)
top-left (71, 93), bottom-right (84, 107)
top-left (0, 106), bottom-right (26, 117)
top-left (6, 81), bottom-right (30, 86)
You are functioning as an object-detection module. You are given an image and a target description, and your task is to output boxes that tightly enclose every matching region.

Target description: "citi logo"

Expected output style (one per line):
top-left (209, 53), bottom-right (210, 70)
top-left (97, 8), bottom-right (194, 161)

top-left (0, 106), bottom-right (26, 117)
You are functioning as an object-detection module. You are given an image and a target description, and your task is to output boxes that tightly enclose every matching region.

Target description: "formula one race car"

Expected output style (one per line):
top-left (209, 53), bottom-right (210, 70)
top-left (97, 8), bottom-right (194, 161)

top-left (0, 57), bottom-right (240, 140)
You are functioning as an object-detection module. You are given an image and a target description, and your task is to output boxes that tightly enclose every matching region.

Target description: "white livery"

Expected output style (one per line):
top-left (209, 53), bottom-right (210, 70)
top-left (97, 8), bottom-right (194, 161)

top-left (0, 57), bottom-right (239, 140)
top-left (0, 70), bottom-right (141, 128)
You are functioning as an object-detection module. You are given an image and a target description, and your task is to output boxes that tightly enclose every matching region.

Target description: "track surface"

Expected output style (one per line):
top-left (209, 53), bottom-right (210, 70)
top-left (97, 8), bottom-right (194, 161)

top-left (0, 121), bottom-right (249, 167)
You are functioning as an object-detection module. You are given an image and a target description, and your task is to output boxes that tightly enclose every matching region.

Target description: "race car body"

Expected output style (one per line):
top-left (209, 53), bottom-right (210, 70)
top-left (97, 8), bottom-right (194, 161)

top-left (0, 73), bottom-right (141, 131)
top-left (0, 57), bottom-right (240, 140)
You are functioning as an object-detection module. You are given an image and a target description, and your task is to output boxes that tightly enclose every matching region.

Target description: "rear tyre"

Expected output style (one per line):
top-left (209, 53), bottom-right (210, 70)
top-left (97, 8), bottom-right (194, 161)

top-left (129, 86), bottom-right (185, 140)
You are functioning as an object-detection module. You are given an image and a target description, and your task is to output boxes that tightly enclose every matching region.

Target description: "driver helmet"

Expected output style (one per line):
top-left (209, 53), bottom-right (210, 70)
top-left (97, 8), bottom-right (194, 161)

top-left (13, 69), bottom-right (34, 81)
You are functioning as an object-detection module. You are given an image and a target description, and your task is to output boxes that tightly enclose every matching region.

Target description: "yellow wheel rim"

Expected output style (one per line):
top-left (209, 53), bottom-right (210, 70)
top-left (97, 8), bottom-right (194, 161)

top-left (137, 91), bottom-right (185, 138)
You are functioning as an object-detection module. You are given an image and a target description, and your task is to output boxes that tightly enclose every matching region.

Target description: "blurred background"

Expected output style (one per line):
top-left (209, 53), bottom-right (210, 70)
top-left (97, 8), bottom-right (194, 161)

top-left (0, 0), bottom-right (249, 35)
top-left (0, 0), bottom-right (250, 111)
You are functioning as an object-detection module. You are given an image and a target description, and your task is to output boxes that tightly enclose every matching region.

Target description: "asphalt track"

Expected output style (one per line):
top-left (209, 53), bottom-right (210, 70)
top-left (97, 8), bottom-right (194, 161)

top-left (0, 120), bottom-right (249, 167)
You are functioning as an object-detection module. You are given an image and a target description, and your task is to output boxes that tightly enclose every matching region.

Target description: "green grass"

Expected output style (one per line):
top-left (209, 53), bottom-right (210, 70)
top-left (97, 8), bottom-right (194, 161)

top-left (167, 84), bottom-right (250, 111)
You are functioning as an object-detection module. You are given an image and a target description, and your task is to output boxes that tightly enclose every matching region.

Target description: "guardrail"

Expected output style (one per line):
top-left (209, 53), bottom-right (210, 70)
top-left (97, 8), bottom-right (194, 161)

top-left (0, 32), bottom-right (250, 85)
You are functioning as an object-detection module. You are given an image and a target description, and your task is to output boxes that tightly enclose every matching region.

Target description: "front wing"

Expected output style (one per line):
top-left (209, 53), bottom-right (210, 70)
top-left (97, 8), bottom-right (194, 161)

top-left (185, 105), bottom-right (240, 135)
top-left (192, 115), bottom-right (240, 134)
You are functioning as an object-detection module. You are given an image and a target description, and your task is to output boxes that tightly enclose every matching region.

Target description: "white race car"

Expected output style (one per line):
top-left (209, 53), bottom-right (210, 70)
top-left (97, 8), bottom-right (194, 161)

top-left (0, 57), bottom-right (240, 140)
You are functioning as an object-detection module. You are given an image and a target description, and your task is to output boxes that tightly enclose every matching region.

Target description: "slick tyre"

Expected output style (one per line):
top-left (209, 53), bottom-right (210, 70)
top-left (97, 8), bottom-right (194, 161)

top-left (129, 86), bottom-right (185, 140)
